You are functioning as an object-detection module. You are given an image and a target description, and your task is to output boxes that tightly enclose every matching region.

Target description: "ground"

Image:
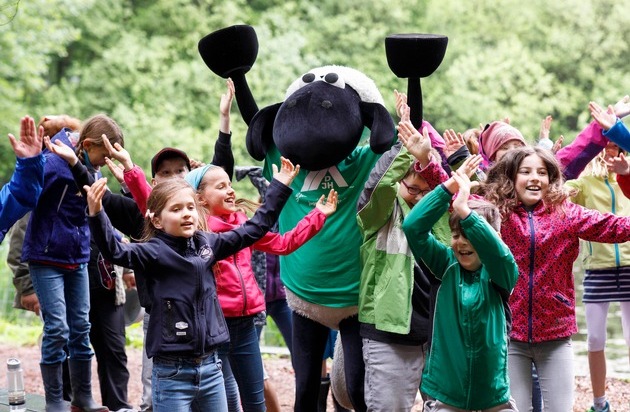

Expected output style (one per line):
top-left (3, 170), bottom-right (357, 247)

top-left (1, 343), bottom-right (628, 411)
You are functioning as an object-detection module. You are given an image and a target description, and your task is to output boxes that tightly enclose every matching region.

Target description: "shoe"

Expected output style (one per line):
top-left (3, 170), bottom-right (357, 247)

top-left (587, 401), bottom-right (610, 412)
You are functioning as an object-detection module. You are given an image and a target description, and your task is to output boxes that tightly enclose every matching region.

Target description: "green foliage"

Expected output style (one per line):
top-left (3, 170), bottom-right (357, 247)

top-left (0, 0), bottom-right (628, 182)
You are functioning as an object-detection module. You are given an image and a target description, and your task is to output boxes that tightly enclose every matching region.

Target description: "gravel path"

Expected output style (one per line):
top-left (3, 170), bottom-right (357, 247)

top-left (1, 343), bottom-right (628, 411)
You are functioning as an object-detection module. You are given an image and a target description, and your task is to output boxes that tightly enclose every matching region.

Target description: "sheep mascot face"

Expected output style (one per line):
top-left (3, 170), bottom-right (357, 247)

top-left (199, 26), bottom-right (395, 411)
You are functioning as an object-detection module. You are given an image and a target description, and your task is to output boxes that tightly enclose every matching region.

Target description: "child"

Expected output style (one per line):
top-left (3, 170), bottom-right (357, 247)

top-left (356, 118), bottom-right (442, 410)
top-left (482, 146), bottom-right (630, 412)
top-left (85, 157), bottom-right (299, 412)
top-left (184, 163), bottom-right (337, 412)
top-left (402, 156), bottom-right (519, 412)
top-left (568, 103), bottom-right (630, 412)
top-left (0, 116), bottom-right (45, 238)
top-left (25, 114), bottom-right (123, 412)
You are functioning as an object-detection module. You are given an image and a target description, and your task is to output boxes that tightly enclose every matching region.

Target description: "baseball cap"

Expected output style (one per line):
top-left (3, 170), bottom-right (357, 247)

top-left (150, 147), bottom-right (191, 177)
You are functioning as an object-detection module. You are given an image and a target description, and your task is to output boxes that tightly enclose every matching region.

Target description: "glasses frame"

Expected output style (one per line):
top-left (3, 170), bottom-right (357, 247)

top-left (401, 180), bottom-right (431, 197)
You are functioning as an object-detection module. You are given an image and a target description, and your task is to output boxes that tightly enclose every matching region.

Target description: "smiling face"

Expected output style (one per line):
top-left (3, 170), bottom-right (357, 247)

top-left (515, 154), bottom-right (549, 207)
top-left (196, 167), bottom-right (237, 216)
top-left (451, 231), bottom-right (482, 271)
top-left (151, 188), bottom-right (199, 238)
top-left (398, 174), bottom-right (430, 207)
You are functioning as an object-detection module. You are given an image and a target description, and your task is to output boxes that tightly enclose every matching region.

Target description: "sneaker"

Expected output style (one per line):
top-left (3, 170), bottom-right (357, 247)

top-left (587, 401), bottom-right (610, 412)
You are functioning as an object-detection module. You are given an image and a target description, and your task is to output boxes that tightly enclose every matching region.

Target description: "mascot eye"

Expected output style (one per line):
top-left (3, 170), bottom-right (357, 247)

top-left (302, 73), bottom-right (316, 83)
top-left (324, 73), bottom-right (339, 83)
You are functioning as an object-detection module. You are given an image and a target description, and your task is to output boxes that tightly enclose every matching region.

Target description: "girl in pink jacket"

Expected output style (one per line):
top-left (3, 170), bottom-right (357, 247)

top-left (184, 162), bottom-right (337, 412)
top-left (482, 146), bottom-right (630, 412)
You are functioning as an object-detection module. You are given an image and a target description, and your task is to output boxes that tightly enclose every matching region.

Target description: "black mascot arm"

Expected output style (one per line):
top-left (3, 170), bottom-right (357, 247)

top-left (245, 103), bottom-right (282, 161)
top-left (360, 101), bottom-right (396, 154)
top-left (232, 74), bottom-right (259, 126)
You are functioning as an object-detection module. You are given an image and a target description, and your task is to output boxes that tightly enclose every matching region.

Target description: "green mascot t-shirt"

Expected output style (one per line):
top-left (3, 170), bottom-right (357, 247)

top-left (263, 142), bottom-right (382, 307)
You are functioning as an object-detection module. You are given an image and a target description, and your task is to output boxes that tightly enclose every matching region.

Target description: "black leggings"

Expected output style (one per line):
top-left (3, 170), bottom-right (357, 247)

top-left (291, 312), bottom-right (366, 412)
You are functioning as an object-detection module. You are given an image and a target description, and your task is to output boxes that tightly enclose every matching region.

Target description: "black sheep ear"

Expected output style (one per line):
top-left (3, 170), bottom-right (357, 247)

top-left (246, 103), bottom-right (282, 161)
top-left (359, 102), bottom-right (396, 154)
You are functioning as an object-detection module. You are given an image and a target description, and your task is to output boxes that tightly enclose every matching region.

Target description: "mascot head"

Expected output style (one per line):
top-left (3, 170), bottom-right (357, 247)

top-left (246, 65), bottom-right (394, 170)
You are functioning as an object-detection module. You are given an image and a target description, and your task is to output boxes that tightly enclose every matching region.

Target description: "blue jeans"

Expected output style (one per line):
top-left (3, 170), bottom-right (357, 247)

top-left (219, 316), bottom-right (265, 412)
top-left (266, 299), bottom-right (293, 355)
top-left (152, 351), bottom-right (227, 412)
top-left (30, 263), bottom-right (93, 364)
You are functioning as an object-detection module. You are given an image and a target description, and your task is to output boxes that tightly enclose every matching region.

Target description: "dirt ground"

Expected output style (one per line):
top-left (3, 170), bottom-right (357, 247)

top-left (1, 342), bottom-right (629, 411)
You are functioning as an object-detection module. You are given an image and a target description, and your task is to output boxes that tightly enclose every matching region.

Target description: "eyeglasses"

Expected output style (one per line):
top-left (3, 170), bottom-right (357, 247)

top-left (401, 180), bottom-right (431, 196)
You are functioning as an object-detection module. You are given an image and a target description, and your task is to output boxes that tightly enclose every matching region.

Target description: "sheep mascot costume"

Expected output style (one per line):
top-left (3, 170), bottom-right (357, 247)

top-left (198, 25), bottom-right (446, 411)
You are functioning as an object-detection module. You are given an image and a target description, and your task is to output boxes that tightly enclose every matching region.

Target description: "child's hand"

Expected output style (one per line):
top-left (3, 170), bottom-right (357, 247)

top-left (272, 156), bottom-right (300, 186)
top-left (443, 129), bottom-right (465, 158)
top-left (104, 158), bottom-right (125, 184)
top-left (552, 135), bottom-right (564, 153)
top-left (102, 134), bottom-right (133, 171)
top-left (589, 101), bottom-right (617, 131)
top-left (44, 135), bottom-right (79, 166)
top-left (394, 90), bottom-right (409, 122)
top-left (443, 154), bottom-right (482, 194)
top-left (9, 116), bottom-right (44, 159)
top-left (539, 115), bottom-right (553, 140)
top-left (315, 189), bottom-right (338, 217)
top-left (606, 153), bottom-right (630, 175)
top-left (613, 95), bottom-right (630, 119)
top-left (84, 177), bottom-right (108, 216)
top-left (451, 169), bottom-right (473, 218)
top-left (219, 78), bottom-right (235, 134)
top-left (397, 121), bottom-right (431, 166)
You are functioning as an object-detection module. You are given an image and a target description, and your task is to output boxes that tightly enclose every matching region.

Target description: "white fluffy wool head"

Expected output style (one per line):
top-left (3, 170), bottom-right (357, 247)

top-left (284, 65), bottom-right (385, 106)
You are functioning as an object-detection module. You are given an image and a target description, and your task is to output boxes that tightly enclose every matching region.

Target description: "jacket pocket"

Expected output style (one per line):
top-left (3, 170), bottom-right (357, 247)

top-left (206, 293), bottom-right (228, 339)
top-left (161, 298), bottom-right (195, 345)
top-left (553, 292), bottom-right (572, 308)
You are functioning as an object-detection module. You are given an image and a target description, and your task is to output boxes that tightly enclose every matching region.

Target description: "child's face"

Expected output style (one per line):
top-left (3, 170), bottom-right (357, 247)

top-left (152, 188), bottom-right (199, 238)
top-left (451, 231), bottom-right (481, 271)
top-left (604, 142), bottom-right (620, 162)
top-left (197, 167), bottom-right (237, 216)
top-left (494, 140), bottom-right (526, 163)
top-left (399, 175), bottom-right (430, 207)
top-left (515, 154), bottom-right (549, 207)
top-left (152, 158), bottom-right (190, 186)
top-left (83, 143), bottom-right (110, 168)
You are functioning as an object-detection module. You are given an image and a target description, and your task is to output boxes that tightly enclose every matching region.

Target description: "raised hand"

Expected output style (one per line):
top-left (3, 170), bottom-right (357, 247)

top-left (589, 101), bottom-right (617, 131)
top-left (315, 189), bottom-right (338, 217)
top-left (613, 95), bottom-right (630, 119)
top-left (219, 78), bottom-right (235, 134)
top-left (104, 158), bottom-right (125, 183)
top-left (606, 153), bottom-right (630, 176)
top-left (394, 90), bottom-right (409, 122)
top-left (443, 129), bottom-right (466, 158)
top-left (552, 135), bottom-right (564, 153)
top-left (539, 115), bottom-right (553, 140)
top-left (397, 121), bottom-right (431, 165)
top-left (8, 116), bottom-right (44, 159)
top-left (44, 135), bottom-right (79, 166)
top-left (190, 158), bottom-right (206, 170)
top-left (272, 156), bottom-right (300, 186)
top-left (84, 177), bottom-right (108, 216)
top-left (102, 134), bottom-right (133, 171)
top-left (451, 168), bottom-right (473, 218)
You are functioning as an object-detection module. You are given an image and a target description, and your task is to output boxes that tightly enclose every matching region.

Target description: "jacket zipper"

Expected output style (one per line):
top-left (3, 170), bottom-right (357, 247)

top-left (604, 178), bottom-right (621, 268)
top-left (527, 210), bottom-right (535, 343)
top-left (165, 300), bottom-right (173, 338)
top-left (234, 254), bottom-right (248, 316)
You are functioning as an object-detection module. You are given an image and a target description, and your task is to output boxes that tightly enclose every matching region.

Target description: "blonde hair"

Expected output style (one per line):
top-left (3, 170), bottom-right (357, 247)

top-left (141, 179), bottom-right (206, 241)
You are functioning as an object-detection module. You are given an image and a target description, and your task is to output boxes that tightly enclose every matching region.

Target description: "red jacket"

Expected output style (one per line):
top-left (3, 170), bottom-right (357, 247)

top-left (503, 200), bottom-right (630, 343)
top-left (208, 209), bottom-right (326, 317)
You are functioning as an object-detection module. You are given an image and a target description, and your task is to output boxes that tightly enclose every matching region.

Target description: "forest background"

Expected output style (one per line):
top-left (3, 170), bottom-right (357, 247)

top-left (1, 0), bottom-right (629, 193)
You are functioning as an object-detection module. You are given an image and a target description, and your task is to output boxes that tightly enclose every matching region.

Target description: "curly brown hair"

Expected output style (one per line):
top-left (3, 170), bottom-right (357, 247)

top-left (482, 146), bottom-right (568, 217)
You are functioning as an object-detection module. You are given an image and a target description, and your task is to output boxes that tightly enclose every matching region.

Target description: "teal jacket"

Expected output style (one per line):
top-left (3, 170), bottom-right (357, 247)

top-left (402, 185), bottom-right (518, 410)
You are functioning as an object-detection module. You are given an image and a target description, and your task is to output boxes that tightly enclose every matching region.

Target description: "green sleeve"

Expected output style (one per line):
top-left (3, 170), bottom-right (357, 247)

top-left (461, 212), bottom-right (519, 291)
top-left (402, 185), bottom-right (452, 278)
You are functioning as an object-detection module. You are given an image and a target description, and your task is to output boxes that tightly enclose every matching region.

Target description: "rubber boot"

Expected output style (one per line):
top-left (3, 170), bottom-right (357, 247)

top-left (40, 363), bottom-right (71, 412)
top-left (68, 359), bottom-right (109, 412)
top-left (318, 376), bottom-right (331, 412)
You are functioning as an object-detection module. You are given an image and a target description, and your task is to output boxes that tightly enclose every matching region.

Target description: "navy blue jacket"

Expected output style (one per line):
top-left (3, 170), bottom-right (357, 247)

top-left (89, 178), bottom-right (292, 358)
top-left (22, 129), bottom-right (90, 264)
